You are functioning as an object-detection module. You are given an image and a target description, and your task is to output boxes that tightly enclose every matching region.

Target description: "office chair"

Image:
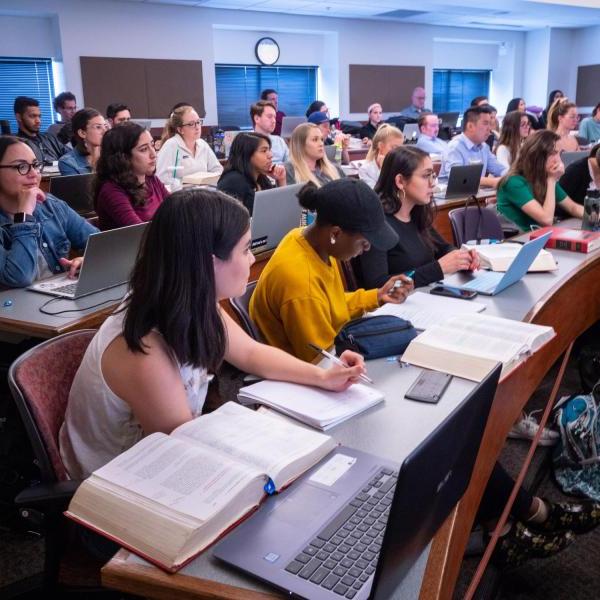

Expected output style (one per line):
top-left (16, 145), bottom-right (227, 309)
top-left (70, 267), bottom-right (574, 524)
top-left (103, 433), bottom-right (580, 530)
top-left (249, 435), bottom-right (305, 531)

top-left (8, 330), bottom-right (110, 594)
top-left (448, 204), bottom-right (505, 246)
top-left (0, 119), bottom-right (11, 135)
top-left (229, 281), bottom-right (263, 342)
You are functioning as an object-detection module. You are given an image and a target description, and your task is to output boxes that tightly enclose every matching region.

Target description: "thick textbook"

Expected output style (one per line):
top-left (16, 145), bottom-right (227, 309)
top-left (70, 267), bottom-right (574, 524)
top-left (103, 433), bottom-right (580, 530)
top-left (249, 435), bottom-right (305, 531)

top-left (530, 226), bottom-right (600, 254)
top-left (402, 314), bottom-right (555, 382)
top-left (65, 402), bottom-right (336, 572)
top-left (238, 380), bottom-right (384, 430)
top-left (465, 242), bottom-right (557, 272)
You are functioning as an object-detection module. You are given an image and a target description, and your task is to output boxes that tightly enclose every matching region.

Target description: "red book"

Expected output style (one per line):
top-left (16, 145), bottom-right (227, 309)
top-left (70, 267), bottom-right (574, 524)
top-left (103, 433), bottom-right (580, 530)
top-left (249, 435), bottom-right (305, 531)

top-left (530, 226), bottom-right (600, 254)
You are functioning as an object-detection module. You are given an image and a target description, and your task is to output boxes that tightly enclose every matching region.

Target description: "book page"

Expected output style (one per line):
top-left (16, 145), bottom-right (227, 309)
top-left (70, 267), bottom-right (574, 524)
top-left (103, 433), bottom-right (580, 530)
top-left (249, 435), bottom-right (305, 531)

top-left (92, 433), bottom-right (264, 522)
top-left (369, 291), bottom-right (486, 330)
top-left (172, 402), bottom-right (335, 489)
top-left (465, 244), bottom-right (557, 272)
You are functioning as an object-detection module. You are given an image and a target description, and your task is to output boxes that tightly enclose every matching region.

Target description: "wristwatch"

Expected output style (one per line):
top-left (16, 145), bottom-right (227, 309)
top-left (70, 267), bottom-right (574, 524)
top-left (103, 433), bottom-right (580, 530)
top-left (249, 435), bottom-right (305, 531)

top-left (13, 213), bottom-right (34, 224)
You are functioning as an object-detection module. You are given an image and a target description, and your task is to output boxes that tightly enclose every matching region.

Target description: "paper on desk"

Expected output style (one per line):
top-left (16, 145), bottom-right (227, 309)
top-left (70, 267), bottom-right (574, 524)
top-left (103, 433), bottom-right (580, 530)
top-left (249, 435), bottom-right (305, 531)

top-left (369, 291), bottom-right (486, 330)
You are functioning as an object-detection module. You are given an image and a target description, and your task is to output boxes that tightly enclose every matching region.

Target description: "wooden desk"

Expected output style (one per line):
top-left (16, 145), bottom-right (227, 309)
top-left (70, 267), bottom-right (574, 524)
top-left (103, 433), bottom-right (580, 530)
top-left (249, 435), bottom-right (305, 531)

top-left (347, 147), bottom-right (369, 161)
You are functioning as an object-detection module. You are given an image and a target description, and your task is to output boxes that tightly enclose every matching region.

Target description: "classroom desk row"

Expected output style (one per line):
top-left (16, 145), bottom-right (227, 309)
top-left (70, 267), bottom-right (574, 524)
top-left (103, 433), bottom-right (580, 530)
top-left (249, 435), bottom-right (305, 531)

top-left (99, 219), bottom-right (600, 599)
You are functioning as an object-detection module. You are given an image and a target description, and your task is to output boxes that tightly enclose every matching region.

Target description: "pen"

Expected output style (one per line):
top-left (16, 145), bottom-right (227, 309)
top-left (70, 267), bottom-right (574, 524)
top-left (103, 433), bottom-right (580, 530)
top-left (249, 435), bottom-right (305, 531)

top-left (307, 343), bottom-right (374, 385)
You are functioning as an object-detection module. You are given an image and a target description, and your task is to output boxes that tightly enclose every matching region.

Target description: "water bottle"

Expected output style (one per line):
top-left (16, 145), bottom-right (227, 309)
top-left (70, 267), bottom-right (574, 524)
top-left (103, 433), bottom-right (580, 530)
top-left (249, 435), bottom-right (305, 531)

top-left (582, 189), bottom-right (600, 231)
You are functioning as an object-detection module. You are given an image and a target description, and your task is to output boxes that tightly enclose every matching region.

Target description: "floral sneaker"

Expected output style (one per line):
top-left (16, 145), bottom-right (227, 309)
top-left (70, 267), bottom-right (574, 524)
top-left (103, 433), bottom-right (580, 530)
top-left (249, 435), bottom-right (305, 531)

top-left (532, 499), bottom-right (600, 534)
top-left (508, 410), bottom-right (559, 446)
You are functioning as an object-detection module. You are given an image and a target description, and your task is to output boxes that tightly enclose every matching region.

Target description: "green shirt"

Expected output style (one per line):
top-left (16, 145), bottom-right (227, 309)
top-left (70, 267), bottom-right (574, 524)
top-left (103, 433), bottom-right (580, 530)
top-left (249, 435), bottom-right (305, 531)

top-left (496, 175), bottom-right (567, 231)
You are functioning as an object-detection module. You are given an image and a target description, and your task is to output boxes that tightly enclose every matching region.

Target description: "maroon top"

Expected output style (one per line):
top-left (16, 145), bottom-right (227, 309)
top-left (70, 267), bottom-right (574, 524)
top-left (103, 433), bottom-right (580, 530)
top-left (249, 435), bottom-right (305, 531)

top-left (96, 176), bottom-right (168, 230)
top-left (274, 110), bottom-right (286, 136)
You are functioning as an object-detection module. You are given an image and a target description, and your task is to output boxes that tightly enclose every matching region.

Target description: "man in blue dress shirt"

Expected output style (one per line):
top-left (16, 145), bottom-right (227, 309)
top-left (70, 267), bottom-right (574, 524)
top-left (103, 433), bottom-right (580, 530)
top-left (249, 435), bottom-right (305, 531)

top-left (415, 113), bottom-right (448, 155)
top-left (400, 87), bottom-right (431, 119)
top-left (440, 105), bottom-right (506, 188)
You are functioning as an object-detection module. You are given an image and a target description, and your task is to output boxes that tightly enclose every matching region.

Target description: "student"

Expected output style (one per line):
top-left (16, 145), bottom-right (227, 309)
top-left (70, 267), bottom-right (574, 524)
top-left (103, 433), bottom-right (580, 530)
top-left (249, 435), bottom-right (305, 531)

top-left (578, 103), bottom-right (600, 144)
top-left (59, 188), bottom-right (367, 480)
top-left (307, 111), bottom-right (350, 165)
top-left (106, 103), bottom-right (131, 128)
top-left (48, 91), bottom-right (77, 144)
top-left (470, 96), bottom-right (489, 107)
top-left (506, 97), bottom-right (526, 113)
top-left (250, 178), bottom-right (413, 362)
top-left (285, 123), bottom-right (344, 186)
top-left (260, 89), bottom-right (286, 136)
top-left (495, 110), bottom-right (531, 169)
top-left (539, 89), bottom-right (563, 129)
top-left (156, 105), bottom-right (222, 189)
top-left (94, 122), bottom-right (168, 230)
top-left (357, 146), bottom-right (478, 289)
top-left (399, 87), bottom-right (431, 118)
top-left (58, 108), bottom-right (107, 175)
top-left (0, 136), bottom-right (97, 287)
top-left (14, 96), bottom-right (67, 163)
top-left (217, 132), bottom-right (286, 214)
top-left (305, 100), bottom-right (328, 119)
top-left (250, 100), bottom-right (289, 164)
top-left (559, 143), bottom-right (600, 204)
top-left (359, 103), bottom-right (384, 141)
top-left (496, 130), bottom-right (584, 231)
top-left (358, 123), bottom-right (404, 188)
top-left (547, 98), bottom-right (579, 152)
top-left (440, 105), bottom-right (506, 187)
top-left (415, 113), bottom-right (448, 155)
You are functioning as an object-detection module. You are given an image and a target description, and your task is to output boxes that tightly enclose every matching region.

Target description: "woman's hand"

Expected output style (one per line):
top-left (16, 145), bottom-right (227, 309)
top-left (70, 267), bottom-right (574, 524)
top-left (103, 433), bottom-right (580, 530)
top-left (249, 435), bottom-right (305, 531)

top-left (59, 256), bottom-right (83, 279)
top-left (547, 155), bottom-right (565, 181)
top-left (438, 249), bottom-right (473, 274)
top-left (316, 350), bottom-right (367, 392)
top-left (377, 274), bottom-right (414, 305)
top-left (270, 164), bottom-right (287, 187)
top-left (467, 249), bottom-right (480, 271)
top-left (17, 186), bottom-right (45, 215)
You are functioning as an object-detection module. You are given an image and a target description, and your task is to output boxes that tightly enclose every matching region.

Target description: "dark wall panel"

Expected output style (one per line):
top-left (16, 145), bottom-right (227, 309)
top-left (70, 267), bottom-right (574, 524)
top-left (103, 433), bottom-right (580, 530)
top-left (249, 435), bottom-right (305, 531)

top-left (576, 65), bottom-right (600, 107)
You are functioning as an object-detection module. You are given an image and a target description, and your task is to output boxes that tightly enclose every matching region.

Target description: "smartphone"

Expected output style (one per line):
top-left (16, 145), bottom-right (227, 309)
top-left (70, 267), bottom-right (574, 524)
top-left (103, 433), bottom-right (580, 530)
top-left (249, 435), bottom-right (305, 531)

top-left (430, 285), bottom-right (478, 300)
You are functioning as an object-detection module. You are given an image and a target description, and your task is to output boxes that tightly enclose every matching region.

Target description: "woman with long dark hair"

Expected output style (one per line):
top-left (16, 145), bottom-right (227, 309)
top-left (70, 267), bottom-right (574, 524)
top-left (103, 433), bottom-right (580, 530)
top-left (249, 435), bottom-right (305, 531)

top-left (60, 188), bottom-right (366, 480)
top-left (357, 146), bottom-right (478, 289)
top-left (539, 89), bottom-right (563, 129)
top-left (497, 129), bottom-right (583, 230)
top-left (58, 108), bottom-right (106, 175)
top-left (496, 110), bottom-right (531, 169)
top-left (94, 122), bottom-right (168, 230)
top-left (217, 132), bottom-right (286, 214)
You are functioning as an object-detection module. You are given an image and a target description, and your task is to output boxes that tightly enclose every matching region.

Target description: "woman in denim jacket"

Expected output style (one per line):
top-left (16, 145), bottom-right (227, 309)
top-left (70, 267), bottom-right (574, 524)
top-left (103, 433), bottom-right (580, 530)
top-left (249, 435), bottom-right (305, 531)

top-left (0, 136), bottom-right (98, 288)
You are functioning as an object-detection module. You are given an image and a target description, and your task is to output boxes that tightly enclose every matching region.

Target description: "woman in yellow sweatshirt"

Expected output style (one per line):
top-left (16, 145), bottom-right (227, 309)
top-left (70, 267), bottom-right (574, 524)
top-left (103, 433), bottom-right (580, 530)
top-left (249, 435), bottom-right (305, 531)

top-left (250, 178), bottom-right (414, 362)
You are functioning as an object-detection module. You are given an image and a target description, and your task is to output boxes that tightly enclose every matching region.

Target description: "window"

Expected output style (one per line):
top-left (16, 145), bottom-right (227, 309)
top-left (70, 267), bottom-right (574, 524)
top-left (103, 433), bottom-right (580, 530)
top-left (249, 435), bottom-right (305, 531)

top-left (0, 57), bottom-right (56, 134)
top-left (433, 69), bottom-right (490, 113)
top-left (215, 65), bottom-right (317, 128)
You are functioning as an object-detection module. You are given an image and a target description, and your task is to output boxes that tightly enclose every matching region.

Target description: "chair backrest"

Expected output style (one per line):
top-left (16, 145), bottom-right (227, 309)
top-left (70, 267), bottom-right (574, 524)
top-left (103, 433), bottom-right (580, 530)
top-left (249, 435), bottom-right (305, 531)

top-left (448, 205), bottom-right (504, 246)
top-left (339, 260), bottom-right (359, 292)
top-left (0, 119), bottom-right (11, 135)
top-left (229, 281), bottom-right (263, 342)
top-left (8, 330), bottom-right (96, 483)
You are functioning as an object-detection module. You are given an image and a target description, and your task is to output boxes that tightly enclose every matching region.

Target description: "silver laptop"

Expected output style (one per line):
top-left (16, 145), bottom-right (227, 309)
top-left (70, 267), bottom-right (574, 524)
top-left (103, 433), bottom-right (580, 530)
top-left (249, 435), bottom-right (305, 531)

top-left (214, 365), bottom-right (501, 600)
top-left (561, 151), bottom-right (588, 168)
top-left (402, 123), bottom-right (419, 142)
top-left (324, 144), bottom-right (337, 162)
top-left (281, 116), bottom-right (307, 138)
top-left (446, 230), bottom-right (552, 295)
top-left (130, 119), bottom-right (152, 130)
top-left (28, 223), bottom-right (147, 299)
top-left (251, 184), bottom-right (303, 253)
top-left (434, 164), bottom-right (482, 200)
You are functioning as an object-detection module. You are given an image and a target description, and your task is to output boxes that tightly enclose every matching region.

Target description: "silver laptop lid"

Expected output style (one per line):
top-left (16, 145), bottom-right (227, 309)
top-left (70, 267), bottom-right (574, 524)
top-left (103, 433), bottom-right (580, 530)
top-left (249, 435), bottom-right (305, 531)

top-left (281, 116), bottom-right (307, 138)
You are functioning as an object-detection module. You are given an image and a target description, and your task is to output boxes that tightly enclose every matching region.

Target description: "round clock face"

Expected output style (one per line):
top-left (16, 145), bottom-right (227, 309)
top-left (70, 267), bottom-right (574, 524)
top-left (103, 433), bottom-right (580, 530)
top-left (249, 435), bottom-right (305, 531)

top-left (255, 37), bottom-right (280, 66)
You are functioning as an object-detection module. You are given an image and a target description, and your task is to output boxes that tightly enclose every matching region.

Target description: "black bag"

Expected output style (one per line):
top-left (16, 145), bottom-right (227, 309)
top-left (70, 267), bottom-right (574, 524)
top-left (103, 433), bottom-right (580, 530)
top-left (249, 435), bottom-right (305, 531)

top-left (334, 315), bottom-right (418, 360)
top-left (579, 345), bottom-right (600, 393)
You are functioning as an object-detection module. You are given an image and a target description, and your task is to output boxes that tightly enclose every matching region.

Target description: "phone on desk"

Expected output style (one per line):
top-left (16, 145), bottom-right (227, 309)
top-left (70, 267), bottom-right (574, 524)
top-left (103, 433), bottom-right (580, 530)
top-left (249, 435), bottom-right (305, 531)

top-left (430, 285), bottom-right (478, 300)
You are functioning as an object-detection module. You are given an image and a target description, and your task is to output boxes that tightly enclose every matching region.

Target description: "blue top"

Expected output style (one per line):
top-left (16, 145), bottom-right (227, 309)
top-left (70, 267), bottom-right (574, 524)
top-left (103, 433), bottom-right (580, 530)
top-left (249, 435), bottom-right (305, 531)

top-left (0, 194), bottom-right (98, 288)
top-left (399, 105), bottom-right (432, 119)
top-left (416, 135), bottom-right (448, 155)
top-left (579, 117), bottom-right (600, 144)
top-left (440, 133), bottom-right (506, 179)
top-left (58, 147), bottom-right (92, 176)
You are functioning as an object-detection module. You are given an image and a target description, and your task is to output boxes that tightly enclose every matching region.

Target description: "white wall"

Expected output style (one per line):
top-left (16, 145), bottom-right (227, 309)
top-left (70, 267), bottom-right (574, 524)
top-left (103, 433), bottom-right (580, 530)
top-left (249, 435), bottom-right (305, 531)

top-left (0, 0), bottom-right (527, 123)
top-left (0, 14), bottom-right (57, 57)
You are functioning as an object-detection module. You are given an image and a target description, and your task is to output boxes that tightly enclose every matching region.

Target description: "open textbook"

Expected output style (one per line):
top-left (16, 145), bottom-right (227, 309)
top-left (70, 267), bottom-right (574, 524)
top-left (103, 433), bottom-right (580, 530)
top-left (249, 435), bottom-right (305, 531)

top-left (402, 313), bottom-right (555, 382)
top-left (464, 242), bottom-right (557, 272)
top-left (238, 381), bottom-right (384, 430)
top-left (65, 402), bottom-right (336, 572)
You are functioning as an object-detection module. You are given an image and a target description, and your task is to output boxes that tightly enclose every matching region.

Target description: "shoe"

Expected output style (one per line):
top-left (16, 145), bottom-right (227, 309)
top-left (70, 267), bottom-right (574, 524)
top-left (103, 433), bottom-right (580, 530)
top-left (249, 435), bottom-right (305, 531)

top-left (532, 499), bottom-right (600, 534)
top-left (508, 410), bottom-right (559, 446)
top-left (490, 521), bottom-right (575, 568)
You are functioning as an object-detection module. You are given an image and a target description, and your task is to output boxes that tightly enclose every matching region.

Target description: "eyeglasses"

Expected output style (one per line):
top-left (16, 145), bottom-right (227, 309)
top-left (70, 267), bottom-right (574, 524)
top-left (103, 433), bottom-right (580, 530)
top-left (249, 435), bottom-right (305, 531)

top-left (419, 171), bottom-right (437, 183)
top-left (88, 123), bottom-right (108, 131)
top-left (0, 162), bottom-right (44, 175)
top-left (182, 119), bottom-right (203, 128)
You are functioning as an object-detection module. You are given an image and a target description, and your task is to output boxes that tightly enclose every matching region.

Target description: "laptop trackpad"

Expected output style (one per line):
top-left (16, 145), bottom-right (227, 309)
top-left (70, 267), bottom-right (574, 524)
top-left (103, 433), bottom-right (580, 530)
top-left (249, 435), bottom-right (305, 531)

top-left (270, 485), bottom-right (338, 527)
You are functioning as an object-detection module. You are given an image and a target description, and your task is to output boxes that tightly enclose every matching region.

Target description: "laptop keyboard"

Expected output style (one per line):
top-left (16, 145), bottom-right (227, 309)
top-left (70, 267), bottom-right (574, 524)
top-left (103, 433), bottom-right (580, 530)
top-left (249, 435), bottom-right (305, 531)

top-left (49, 282), bottom-right (78, 296)
top-left (284, 468), bottom-right (397, 598)
top-left (463, 271), bottom-right (499, 292)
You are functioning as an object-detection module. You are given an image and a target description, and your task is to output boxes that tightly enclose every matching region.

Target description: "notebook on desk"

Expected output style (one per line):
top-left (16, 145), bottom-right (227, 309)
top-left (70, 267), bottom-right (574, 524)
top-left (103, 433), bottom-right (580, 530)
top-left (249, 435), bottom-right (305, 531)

top-left (28, 223), bottom-right (147, 299)
top-left (433, 164), bottom-right (481, 200)
top-left (215, 365), bottom-right (501, 600)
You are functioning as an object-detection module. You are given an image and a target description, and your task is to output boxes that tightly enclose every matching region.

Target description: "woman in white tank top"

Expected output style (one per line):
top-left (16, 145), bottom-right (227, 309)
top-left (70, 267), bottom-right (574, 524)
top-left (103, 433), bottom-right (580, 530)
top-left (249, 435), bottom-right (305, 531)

top-left (60, 188), bottom-right (370, 480)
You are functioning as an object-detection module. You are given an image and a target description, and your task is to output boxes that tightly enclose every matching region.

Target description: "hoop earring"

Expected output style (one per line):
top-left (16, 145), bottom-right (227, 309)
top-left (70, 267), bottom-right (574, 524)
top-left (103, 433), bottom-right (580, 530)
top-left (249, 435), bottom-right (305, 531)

top-left (397, 187), bottom-right (406, 204)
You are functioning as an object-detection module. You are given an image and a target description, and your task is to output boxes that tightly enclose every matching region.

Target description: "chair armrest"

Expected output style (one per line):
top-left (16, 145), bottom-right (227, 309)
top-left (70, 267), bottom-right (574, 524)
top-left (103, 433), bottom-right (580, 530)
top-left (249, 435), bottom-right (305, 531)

top-left (16, 479), bottom-right (82, 512)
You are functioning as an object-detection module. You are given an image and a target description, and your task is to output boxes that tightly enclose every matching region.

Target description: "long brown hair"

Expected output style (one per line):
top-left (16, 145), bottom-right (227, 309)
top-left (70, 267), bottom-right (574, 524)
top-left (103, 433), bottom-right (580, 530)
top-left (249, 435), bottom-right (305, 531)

top-left (500, 129), bottom-right (560, 204)
top-left (547, 98), bottom-right (576, 131)
top-left (496, 111), bottom-right (525, 167)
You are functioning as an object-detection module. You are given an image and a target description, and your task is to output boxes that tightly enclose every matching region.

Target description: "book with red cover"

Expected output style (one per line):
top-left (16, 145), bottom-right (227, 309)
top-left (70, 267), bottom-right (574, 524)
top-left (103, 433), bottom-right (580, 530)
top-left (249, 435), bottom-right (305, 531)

top-left (530, 226), bottom-right (600, 254)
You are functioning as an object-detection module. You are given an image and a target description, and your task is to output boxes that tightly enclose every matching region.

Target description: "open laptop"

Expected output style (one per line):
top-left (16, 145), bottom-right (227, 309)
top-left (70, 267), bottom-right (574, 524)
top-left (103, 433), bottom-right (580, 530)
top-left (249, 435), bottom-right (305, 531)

top-left (28, 223), bottom-right (147, 299)
top-left (402, 123), bottom-right (419, 142)
top-left (214, 365), bottom-right (501, 600)
top-left (434, 164), bottom-right (482, 200)
top-left (49, 173), bottom-right (95, 215)
top-left (281, 116), bottom-right (307, 138)
top-left (446, 230), bottom-right (552, 296)
top-left (251, 184), bottom-right (304, 253)
top-left (438, 112), bottom-right (460, 129)
top-left (561, 151), bottom-right (588, 168)
top-left (130, 119), bottom-right (152, 130)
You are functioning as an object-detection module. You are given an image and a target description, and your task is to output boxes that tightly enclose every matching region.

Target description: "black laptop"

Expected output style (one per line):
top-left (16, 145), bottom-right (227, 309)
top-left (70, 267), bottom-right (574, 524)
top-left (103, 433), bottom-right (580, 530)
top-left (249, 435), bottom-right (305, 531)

top-left (49, 173), bottom-right (95, 216)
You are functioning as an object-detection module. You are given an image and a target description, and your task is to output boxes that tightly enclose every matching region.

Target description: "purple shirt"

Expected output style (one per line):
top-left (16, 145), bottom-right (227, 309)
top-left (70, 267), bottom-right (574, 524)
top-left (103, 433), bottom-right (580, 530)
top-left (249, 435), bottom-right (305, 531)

top-left (96, 176), bottom-right (168, 230)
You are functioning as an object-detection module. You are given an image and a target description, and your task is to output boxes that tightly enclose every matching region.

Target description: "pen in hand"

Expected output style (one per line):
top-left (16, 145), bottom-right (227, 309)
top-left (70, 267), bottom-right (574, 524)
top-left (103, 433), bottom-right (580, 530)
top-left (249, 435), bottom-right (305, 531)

top-left (308, 343), bottom-right (374, 385)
